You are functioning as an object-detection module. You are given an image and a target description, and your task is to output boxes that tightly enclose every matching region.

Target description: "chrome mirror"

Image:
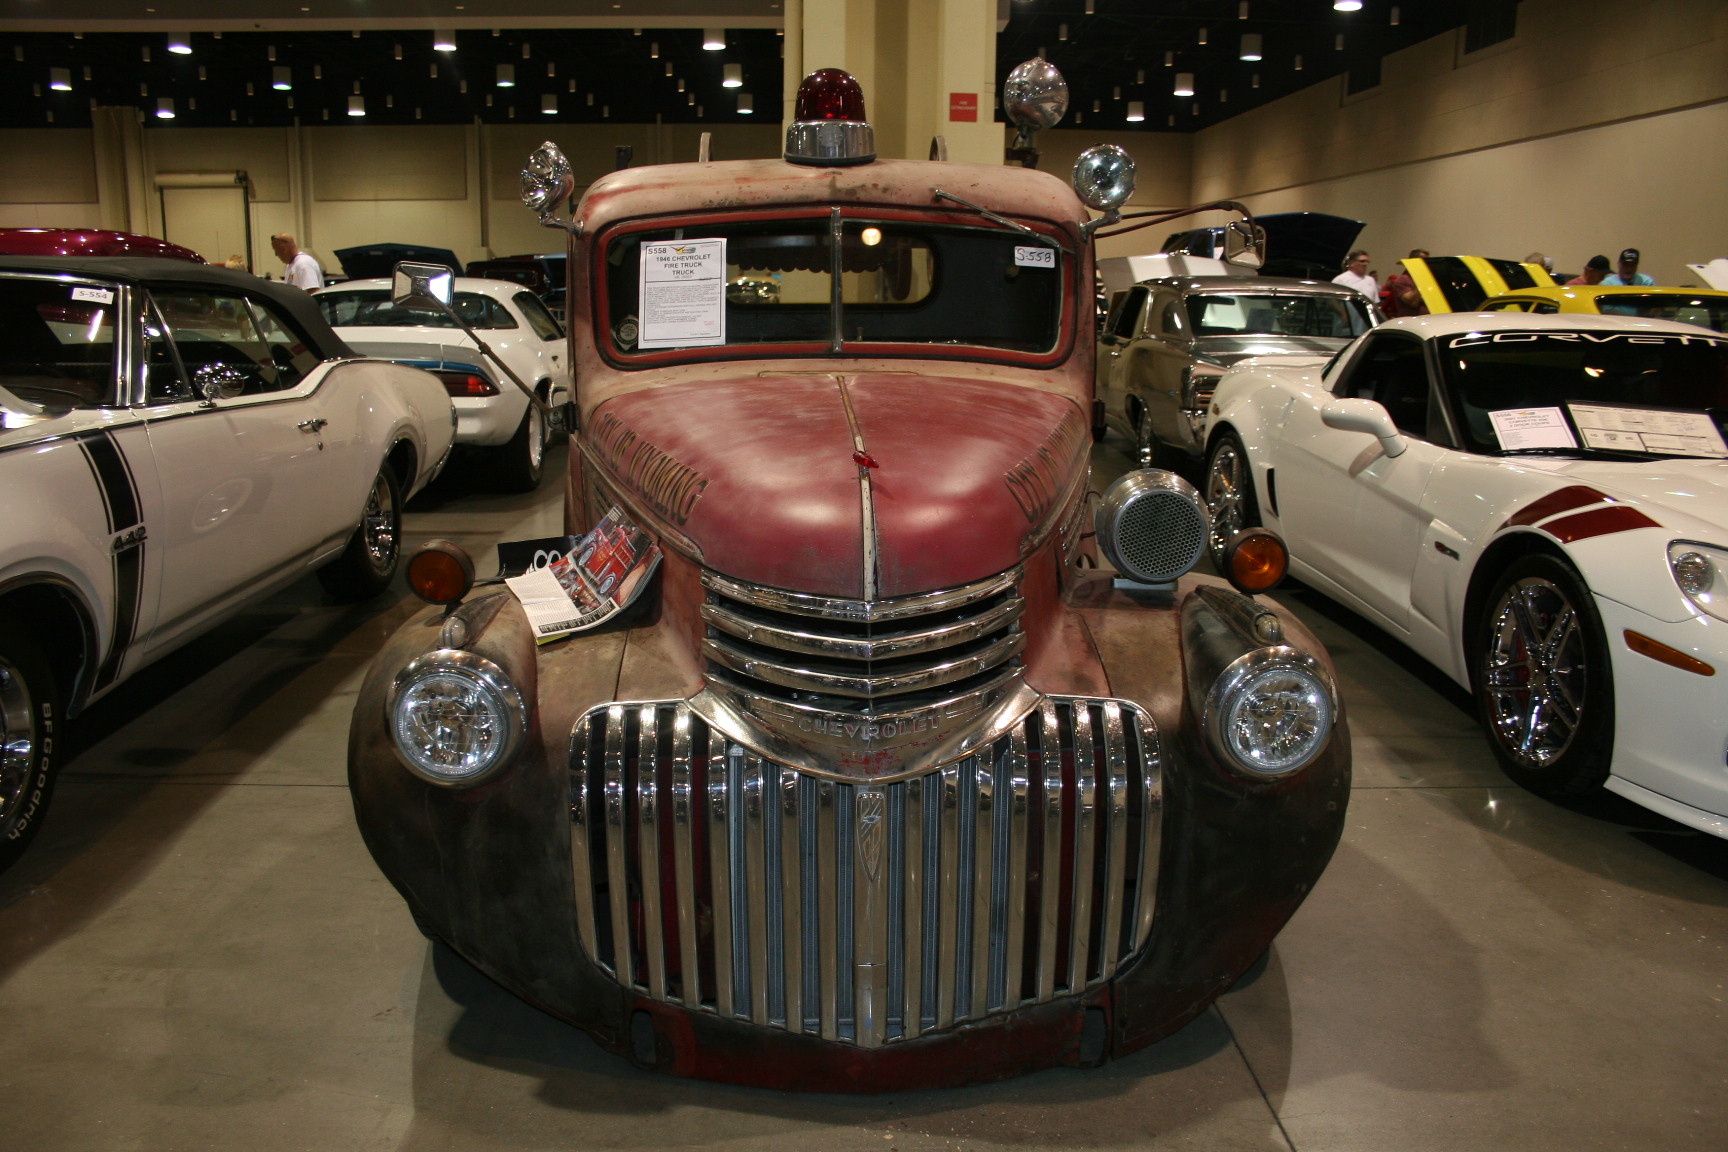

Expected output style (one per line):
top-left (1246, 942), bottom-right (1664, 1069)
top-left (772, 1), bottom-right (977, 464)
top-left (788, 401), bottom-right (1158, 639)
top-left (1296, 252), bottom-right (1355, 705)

top-left (521, 141), bottom-right (577, 231)
top-left (1224, 218), bottom-right (1266, 269)
top-left (194, 363), bottom-right (247, 404)
top-left (1074, 145), bottom-right (1136, 236)
top-left (392, 261), bottom-right (454, 311)
top-left (1004, 58), bottom-right (1068, 139)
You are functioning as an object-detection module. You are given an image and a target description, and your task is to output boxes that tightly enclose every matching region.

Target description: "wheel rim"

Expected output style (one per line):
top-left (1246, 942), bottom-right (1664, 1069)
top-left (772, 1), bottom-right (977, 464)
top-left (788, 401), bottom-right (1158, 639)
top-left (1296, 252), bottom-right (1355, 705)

top-left (0, 658), bottom-right (37, 836)
top-left (1136, 416), bottom-right (1156, 470)
top-left (527, 403), bottom-right (545, 474)
top-left (360, 471), bottom-right (399, 575)
top-left (1205, 440), bottom-right (1245, 566)
top-left (1480, 576), bottom-right (1587, 768)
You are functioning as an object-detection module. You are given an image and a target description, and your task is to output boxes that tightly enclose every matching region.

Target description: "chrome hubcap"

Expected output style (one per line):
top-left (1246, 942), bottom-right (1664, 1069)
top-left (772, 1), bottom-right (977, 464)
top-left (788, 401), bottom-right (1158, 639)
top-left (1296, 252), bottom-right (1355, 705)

top-left (1481, 576), bottom-right (1585, 767)
top-left (1205, 442), bottom-right (1244, 565)
top-left (361, 472), bottom-right (398, 573)
top-left (0, 659), bottom-right (37, 834)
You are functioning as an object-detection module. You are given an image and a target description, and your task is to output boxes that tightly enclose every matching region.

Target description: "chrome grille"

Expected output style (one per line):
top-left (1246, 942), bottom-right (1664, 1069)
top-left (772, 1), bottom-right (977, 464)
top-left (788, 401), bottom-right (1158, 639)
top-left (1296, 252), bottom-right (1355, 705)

top-left (568, 697), bottom-right (1161, 1047)
top-left (700, 569), bottom-right (1026, 706)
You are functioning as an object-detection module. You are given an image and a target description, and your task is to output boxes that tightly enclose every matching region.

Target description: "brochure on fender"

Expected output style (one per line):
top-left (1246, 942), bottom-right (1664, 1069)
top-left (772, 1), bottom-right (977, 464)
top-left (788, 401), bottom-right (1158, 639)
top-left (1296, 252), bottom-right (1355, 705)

top-left (502, 506), bottom-right (661, 641)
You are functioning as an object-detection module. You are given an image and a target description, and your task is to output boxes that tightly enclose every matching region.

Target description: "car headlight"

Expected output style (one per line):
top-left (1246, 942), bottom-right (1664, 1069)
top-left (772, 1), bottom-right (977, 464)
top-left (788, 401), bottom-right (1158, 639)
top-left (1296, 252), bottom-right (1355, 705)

top-left (388, 648), bottom-right (527, 786)
top-left (1668, 541), bottom-right (1728, 623)
top-left (1204, 647), bottom-right (1337, 777)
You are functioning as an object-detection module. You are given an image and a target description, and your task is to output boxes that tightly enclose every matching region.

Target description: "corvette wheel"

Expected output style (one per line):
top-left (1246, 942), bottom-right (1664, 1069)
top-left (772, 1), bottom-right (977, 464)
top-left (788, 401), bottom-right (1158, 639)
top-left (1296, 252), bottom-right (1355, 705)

top-left (1203, 431), bottom-right (1259, 572)
top-left (1474, 553), bottom-right (1613, 797)
top-left (318, 465), bottom-right (403, 600)
top-left (0, 617), bottom-right (60, 873)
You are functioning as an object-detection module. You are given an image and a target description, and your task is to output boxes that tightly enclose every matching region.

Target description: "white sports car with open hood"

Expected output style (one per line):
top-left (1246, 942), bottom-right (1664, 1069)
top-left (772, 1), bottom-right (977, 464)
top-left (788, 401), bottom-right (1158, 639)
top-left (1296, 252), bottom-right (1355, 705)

top-left (1204, 311), bottom-right (1728, 837)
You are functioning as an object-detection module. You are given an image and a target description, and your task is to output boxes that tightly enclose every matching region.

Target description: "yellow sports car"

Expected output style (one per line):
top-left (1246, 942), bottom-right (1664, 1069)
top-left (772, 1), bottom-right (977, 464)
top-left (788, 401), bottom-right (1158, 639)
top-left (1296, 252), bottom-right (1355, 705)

top-left (1482, 284), bottom-right (1728, 333)
top-left (1399, 255), bottom-right (1555, 313)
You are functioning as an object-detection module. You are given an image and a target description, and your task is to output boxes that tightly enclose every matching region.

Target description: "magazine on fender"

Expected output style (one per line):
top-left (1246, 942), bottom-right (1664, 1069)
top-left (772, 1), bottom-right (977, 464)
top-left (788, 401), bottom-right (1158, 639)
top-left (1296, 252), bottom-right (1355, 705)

top-left (502, 505), bottom-right (661, 641)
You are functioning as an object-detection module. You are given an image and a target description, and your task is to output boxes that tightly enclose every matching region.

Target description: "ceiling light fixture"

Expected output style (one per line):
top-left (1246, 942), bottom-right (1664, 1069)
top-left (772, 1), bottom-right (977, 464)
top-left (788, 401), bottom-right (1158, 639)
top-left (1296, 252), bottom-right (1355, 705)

top-left (433, 28), bottom-right (456, 51)
top-left (542, 93), bottom-right (557, 114)
top-left (1390, 6), bottom-right (1401, 24)
top-left (1239, 1), bottom-right (1249, 17)
top-left (272, 66), bottom-right (291, 90)
top-left (1164, 50), bottom-right (1174, 66)
top-left (167, 31), bottom-right (191, 55)
top-left (737, 92), bottom-right (753, 113)
top-left (496, 64), bottom-right (515, 87)
top-left (1125, 100), bottom-right (1144, 121)
top-left (1174, 71), bottom-right (1194, 96)
top-left (1198, 27), bottom-right (1208, 45)
top-left (1059, 23), bottom-right (1068, 40)
top-left (1335, 33), bottom-right (1345, 49)
top-left (49, 67), bottom-right (71, 91)
top-left (723, 63), bottom-right (742, 87)
top-left (1294, 54), bottom-right (1304, 70)
top-left (349, 96), bottom-right (365, 116)
top-left (156, 97), bottom-right (174, 118)
top-left (1240, 33), bottom-right (1262, 60)
top-left (1334, 0), bottom-right (1363, 10)
top-left (703, 28), bottom-right (725, 50)
top-left (650, 41), bottom-right (658, 58)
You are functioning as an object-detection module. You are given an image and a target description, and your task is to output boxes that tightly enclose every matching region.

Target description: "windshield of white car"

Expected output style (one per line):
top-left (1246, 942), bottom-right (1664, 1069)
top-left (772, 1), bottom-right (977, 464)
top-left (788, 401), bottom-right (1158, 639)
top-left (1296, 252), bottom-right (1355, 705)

top-left (1591, 294), bottom-right (1728, 333)
top-left (1186, 292), bottom-right (1372, 339)
top-left (1441, 330), bottom-right (1728, 458)
top-left (603, 217), bottom-right (1064, 359)
top-left (0, 276), bottom-right (119, 409)
top-left (314, 290), bottom-right (520, 330)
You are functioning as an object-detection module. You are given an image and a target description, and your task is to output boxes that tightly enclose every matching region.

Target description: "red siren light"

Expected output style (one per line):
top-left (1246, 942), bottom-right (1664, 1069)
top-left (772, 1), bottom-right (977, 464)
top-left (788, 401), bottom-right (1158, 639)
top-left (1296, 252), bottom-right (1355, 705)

top-left (795, 68), bottom-right (867, 122)
top-left (785, 68), bottom-right (876, 166)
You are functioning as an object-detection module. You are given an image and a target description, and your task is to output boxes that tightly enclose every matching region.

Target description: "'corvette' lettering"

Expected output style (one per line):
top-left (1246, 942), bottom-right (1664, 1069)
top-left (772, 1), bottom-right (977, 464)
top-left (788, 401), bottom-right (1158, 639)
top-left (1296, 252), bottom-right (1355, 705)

top-left (1448, 331), bottom-right (1725, 349)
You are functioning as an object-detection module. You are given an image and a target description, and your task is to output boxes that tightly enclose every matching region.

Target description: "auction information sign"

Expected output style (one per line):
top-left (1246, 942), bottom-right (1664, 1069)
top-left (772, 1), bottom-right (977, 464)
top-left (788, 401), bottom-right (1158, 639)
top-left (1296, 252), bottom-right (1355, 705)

top-left (638, 237), bottom-right (726, 348)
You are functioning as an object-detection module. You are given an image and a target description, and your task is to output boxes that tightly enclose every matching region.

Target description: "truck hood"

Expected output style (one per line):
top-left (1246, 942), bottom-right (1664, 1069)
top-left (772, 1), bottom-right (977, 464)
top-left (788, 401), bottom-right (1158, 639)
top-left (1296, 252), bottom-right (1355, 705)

top-left (586, 373), bottom-right (1089, 600)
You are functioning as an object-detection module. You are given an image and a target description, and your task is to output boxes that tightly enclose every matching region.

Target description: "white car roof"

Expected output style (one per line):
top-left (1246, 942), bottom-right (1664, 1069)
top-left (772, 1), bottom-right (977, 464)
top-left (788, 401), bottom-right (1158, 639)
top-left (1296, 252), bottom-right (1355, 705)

top-left (314, 276), bottom-right (526, 301)
top-left (1381, 311), bottom-right (1723, 340)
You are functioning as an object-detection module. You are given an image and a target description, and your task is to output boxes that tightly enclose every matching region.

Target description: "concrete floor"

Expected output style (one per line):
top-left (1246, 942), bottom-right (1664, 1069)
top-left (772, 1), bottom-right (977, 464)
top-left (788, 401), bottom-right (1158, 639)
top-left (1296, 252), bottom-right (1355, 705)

top-left (3, 439), bottom-right (1726, 1152)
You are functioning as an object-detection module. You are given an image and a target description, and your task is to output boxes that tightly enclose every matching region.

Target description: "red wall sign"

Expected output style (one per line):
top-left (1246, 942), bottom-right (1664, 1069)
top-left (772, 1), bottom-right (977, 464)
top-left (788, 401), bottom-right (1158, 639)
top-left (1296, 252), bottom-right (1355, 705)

top-left (948, 92), bottom-right (978, 122)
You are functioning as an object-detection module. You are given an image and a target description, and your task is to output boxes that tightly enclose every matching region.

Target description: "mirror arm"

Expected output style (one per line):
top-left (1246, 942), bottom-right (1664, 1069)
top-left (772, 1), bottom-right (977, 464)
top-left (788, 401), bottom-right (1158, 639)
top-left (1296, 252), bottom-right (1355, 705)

top-left (1092, 199), bottom-right (1258, 241)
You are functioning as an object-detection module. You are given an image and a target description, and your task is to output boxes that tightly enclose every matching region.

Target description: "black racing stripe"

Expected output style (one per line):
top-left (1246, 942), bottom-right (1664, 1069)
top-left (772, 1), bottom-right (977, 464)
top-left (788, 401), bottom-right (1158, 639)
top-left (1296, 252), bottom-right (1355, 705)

top-left (93, 543), bottom-right (145, 694)
top-left (78, 429), bottom-right (141, 530)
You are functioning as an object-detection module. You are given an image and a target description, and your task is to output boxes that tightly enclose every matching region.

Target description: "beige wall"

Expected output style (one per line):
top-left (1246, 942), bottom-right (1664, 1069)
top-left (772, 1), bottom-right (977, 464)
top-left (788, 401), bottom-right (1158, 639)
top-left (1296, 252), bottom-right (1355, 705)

top-left (1191, 0), bottom-right (1728, 285)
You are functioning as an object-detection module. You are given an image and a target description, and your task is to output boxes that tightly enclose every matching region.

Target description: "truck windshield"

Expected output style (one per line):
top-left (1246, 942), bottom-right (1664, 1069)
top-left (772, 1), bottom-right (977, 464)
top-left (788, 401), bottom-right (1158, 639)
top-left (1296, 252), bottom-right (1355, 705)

top-left (603, 216), bottom-right (1064, 358)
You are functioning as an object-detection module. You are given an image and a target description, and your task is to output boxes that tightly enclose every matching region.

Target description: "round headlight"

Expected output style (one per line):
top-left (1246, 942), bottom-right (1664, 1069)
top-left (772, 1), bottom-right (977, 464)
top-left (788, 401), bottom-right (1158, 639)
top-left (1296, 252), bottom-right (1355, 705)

top-left (388, 649), bottom-right (527, 786)
top-left (1205, 647), bottom-right (1337, 777)
top-left (1667, 540), bottom-right (1728, 623)
top-left (1096, 469), bottom-right (1208, 585)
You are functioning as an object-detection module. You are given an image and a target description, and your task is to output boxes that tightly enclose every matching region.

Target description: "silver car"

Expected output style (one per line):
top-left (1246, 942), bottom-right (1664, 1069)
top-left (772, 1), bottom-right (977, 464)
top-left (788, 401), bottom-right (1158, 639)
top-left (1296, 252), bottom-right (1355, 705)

top-left (1098, 276), bottom-right (1378, 467)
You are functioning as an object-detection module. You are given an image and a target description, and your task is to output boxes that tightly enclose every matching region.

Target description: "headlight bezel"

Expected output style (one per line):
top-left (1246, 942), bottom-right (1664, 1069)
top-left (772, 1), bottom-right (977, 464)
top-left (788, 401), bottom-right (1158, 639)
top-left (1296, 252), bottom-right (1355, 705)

top-left (1668, 539), bottom-right (1728, 624)
top-left (387, 647), bottom-right (529, 787)
top-left (1204, 645), bottom-right (1338, 778)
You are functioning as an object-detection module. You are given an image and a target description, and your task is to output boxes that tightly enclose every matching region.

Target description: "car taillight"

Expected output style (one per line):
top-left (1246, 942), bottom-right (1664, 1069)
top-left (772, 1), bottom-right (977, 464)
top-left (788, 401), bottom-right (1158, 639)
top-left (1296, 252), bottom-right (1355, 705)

top-left (435, 370), bottom-right (498, 397)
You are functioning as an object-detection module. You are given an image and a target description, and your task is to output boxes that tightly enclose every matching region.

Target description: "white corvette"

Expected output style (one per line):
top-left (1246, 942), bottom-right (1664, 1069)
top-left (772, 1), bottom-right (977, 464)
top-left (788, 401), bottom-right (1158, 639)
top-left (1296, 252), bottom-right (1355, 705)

top-left (1204, 311), bottom-right (1728, 837)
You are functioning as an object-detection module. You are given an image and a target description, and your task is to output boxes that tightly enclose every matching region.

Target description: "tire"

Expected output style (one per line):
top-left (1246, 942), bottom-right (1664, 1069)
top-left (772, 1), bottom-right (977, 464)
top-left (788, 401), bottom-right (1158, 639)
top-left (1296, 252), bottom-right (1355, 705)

top-left (1473, 553), bottom-right (1613, 797)
top-left (1203, 431), bottom-right (1259, 572)
top-left (1090, 398), bottom-right (1108, 443)
top-left (317, 464), bottom-right (403, 601)
top-left (0, 617), bottom-right (61, 873)
top-left (492, 398), bottom-right (547, 493)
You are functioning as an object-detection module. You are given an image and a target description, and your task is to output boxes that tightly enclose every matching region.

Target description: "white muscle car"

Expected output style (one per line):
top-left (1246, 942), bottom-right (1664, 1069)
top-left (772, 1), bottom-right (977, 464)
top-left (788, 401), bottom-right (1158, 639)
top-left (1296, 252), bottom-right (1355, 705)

top-left (0, 256), bottom-right (454, 870)
top-left (1204, 311), bottom-right (1728, 837)
top-left (314, 277), bottom-right (571, 492)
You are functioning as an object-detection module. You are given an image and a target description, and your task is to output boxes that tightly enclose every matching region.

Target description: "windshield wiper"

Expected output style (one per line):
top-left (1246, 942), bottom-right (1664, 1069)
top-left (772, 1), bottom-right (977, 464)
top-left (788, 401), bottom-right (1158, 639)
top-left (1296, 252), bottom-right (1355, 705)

top-left (931, 189), bottom-right (1061, 248)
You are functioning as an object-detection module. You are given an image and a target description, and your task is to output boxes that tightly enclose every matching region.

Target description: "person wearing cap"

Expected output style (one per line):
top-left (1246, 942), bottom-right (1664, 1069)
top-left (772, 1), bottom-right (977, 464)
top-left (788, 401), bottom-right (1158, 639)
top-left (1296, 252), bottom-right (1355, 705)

top-left (1566, 255), bottom-right (1612, 287)
top-left (1603, 248), bottom-right (1654, 286)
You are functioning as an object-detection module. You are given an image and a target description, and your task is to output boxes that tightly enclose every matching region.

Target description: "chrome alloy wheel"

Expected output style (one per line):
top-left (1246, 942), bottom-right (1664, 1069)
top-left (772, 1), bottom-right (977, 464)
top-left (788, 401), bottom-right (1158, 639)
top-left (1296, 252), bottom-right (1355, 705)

top-left (0, 656), bottom-right (38, 838)
top-left (1204, 437), bottom-right (1247, 569)
top-left (1479, 575), bottom-right (1587, 768)
top-left (360, 469), bottom-right (400, 576)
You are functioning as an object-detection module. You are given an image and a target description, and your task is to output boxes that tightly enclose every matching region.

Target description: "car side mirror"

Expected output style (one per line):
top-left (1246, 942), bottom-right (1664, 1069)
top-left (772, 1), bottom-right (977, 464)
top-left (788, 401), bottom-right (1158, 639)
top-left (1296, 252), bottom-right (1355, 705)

top-left (1321, 397), bottom-right (1406, 458)
top-left (194, 363), bottom-right (248, 405)
top-left (392, 261), bottom-right (454, 311)
top-left (1223, 218), bottom-right (1265, 269)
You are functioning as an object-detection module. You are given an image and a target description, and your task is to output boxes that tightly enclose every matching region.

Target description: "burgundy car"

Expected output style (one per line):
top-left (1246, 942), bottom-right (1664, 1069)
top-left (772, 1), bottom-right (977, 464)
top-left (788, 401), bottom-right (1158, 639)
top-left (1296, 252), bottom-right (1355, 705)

top-left (348, 66), bottom-right (1351, 1090)
top-left (0, 227), bottom-right (204, 262)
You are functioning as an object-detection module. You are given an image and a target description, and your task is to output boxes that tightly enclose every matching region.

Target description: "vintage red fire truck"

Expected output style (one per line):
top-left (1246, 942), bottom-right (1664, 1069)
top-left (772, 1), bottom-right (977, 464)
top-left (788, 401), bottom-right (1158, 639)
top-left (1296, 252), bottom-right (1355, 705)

top-left (348, 64), bottom-right (1350, 1090)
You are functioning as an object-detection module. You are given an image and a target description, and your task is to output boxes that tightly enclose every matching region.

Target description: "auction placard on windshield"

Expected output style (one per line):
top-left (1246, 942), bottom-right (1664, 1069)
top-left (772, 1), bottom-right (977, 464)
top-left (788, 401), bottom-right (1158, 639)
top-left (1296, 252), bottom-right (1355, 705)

top-left (638, 237), bottom-right (726, 348)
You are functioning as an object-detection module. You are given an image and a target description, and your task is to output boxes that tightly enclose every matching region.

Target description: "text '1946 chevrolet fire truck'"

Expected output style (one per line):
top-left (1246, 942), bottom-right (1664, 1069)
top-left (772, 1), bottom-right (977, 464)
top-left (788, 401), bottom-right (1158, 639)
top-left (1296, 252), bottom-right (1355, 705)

top-left (347, 62), bottom-right (1351, 1091)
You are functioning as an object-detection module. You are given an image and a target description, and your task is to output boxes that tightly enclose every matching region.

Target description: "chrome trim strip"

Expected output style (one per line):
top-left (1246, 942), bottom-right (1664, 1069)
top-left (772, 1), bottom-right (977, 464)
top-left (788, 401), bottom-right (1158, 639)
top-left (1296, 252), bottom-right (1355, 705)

top-left (703, 630), bottom-right (1026, 700)
top-left (699, 593), bottom-right (1024, 661)
top-left (568, 696), bottom-right (1160, 1050)
top-left (701, 567), bottom-right (1021, 624)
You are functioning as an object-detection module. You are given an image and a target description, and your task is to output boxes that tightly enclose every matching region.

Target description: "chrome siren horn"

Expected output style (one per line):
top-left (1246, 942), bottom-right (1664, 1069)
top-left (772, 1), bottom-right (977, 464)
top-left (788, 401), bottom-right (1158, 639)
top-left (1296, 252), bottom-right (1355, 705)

top-left (1096, 470), bottom-right (1208, 586)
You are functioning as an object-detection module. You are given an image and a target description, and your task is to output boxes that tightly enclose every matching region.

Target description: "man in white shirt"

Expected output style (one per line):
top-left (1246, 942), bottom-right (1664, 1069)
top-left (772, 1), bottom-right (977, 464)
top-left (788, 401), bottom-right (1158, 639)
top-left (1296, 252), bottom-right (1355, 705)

top-left (1332, 250), bottom-right (1377, 299)
top-left (270, 232), bottom-right (324, 291)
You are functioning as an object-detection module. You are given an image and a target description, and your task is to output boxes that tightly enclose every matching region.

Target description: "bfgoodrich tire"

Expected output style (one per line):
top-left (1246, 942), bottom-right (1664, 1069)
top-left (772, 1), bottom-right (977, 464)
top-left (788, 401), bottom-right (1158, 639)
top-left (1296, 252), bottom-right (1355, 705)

top-left (1473, 552), bottom-right (1614, 797)
top-left (317, 464), bottom-right (403, 601)
top-left (0, 616), bottom-right (62, 873)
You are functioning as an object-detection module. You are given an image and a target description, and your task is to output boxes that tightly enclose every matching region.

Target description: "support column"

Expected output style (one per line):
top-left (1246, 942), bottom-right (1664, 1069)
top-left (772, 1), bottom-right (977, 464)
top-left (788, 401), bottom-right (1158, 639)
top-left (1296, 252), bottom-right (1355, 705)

top-left (786, 0), bottom-right (1003, 165)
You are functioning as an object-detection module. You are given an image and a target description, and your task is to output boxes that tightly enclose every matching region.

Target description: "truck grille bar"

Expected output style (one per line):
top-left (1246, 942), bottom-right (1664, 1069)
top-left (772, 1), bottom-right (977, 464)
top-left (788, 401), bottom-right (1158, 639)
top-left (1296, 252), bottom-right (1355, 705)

top-left (568, 696), bottom-right (1162, 1047)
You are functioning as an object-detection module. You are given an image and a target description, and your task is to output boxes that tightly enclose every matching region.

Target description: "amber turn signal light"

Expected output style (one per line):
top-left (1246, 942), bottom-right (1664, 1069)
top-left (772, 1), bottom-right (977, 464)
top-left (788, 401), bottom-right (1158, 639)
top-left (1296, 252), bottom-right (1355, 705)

top-left (407, 540), bottom-right (476, 606)
top-left (1224, 528), bottom-right (1288, 594)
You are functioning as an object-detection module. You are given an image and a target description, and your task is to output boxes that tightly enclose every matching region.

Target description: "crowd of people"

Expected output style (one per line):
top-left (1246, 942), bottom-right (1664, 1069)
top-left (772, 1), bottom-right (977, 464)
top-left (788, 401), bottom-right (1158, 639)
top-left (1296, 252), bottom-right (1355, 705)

top-left (1331, 246), bottom-right (1656, 317)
